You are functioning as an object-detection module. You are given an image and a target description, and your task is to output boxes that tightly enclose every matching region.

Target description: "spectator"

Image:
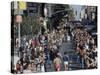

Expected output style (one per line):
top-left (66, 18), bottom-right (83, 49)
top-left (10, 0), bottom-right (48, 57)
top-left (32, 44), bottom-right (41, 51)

top-left (16, 60), bottom-right (22, 74)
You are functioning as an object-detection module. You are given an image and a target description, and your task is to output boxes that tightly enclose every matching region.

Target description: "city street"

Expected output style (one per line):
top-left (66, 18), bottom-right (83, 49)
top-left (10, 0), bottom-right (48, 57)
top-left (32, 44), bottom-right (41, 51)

top-left (45, 36), bottom-right (82, 72)
top-left (11, 2), bottom-right (97, 74)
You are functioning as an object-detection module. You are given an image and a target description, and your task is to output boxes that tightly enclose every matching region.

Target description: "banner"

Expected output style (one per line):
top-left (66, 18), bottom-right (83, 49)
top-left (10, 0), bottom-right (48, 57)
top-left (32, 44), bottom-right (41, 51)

top-left (19, 1), bottom-right (26, 10)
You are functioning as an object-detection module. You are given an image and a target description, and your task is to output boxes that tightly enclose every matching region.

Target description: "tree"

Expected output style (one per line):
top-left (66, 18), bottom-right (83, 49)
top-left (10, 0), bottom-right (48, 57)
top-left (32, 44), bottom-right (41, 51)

top-left (51, 4), bottom-right (74, 28)
top-left (68, 8), bottom-right (75, 21)
top-left (20, 15), bottom-right (40, 36)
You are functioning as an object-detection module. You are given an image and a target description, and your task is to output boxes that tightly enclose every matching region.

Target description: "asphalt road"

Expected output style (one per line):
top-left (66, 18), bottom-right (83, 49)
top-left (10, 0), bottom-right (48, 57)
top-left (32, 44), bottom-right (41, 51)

top-left (46, 37), bottom-right (82, 72)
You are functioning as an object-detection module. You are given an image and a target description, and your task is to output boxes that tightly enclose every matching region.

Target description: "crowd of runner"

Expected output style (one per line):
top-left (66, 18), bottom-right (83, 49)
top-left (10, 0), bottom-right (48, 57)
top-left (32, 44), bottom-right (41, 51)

top-left (12, 28), bottom-right (70, 74)
top-left (11, 23), bottom-right (97, 74)
top-left (72, 28), bottom-right (97, 69)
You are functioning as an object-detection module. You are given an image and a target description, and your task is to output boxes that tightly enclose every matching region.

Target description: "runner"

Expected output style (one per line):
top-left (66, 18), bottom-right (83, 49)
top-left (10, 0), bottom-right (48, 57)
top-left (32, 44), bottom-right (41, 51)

top-left (53, 55), bottom-right (62, 71)
top-left (63, 52), bottom-right (69, 71)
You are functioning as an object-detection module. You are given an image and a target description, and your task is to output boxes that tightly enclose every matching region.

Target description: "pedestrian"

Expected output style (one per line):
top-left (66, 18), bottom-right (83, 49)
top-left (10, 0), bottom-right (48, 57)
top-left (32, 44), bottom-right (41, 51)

top-left (31, 62), bottom-right (37, 73)
top-left (41, 61), bottom-right (45, 72)
top-left (19, 46), bottom-right (24, 58)
top-left (24, 63), bottom-right (32, 73)
top-left (16, 60), bottom-right (22, 74)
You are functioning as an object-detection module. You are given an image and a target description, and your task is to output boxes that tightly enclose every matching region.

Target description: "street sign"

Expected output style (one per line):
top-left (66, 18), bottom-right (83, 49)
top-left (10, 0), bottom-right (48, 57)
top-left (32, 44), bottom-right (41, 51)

top-left (14, 9), bottom-right (23, 15)
top-left (15, 15), bottom-right (22, 23)
top-left (28, 8), bottom-right (38, 13)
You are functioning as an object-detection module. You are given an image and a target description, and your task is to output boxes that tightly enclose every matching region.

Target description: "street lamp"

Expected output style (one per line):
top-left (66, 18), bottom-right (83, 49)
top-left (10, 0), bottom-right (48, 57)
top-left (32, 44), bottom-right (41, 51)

top-left (85, 13), bottom-right (88, 26)
top-left (39, 16), bottom-right (44, 34)
top-left (44, 6), bottom-right (48, 17)
top-left (44, 5), bottom-right (48, 33)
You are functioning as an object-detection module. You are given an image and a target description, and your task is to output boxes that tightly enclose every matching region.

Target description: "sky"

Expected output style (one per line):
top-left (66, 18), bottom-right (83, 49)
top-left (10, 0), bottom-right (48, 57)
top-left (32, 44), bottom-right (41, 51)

top-left (71, 5), bottom-right (82, 20)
